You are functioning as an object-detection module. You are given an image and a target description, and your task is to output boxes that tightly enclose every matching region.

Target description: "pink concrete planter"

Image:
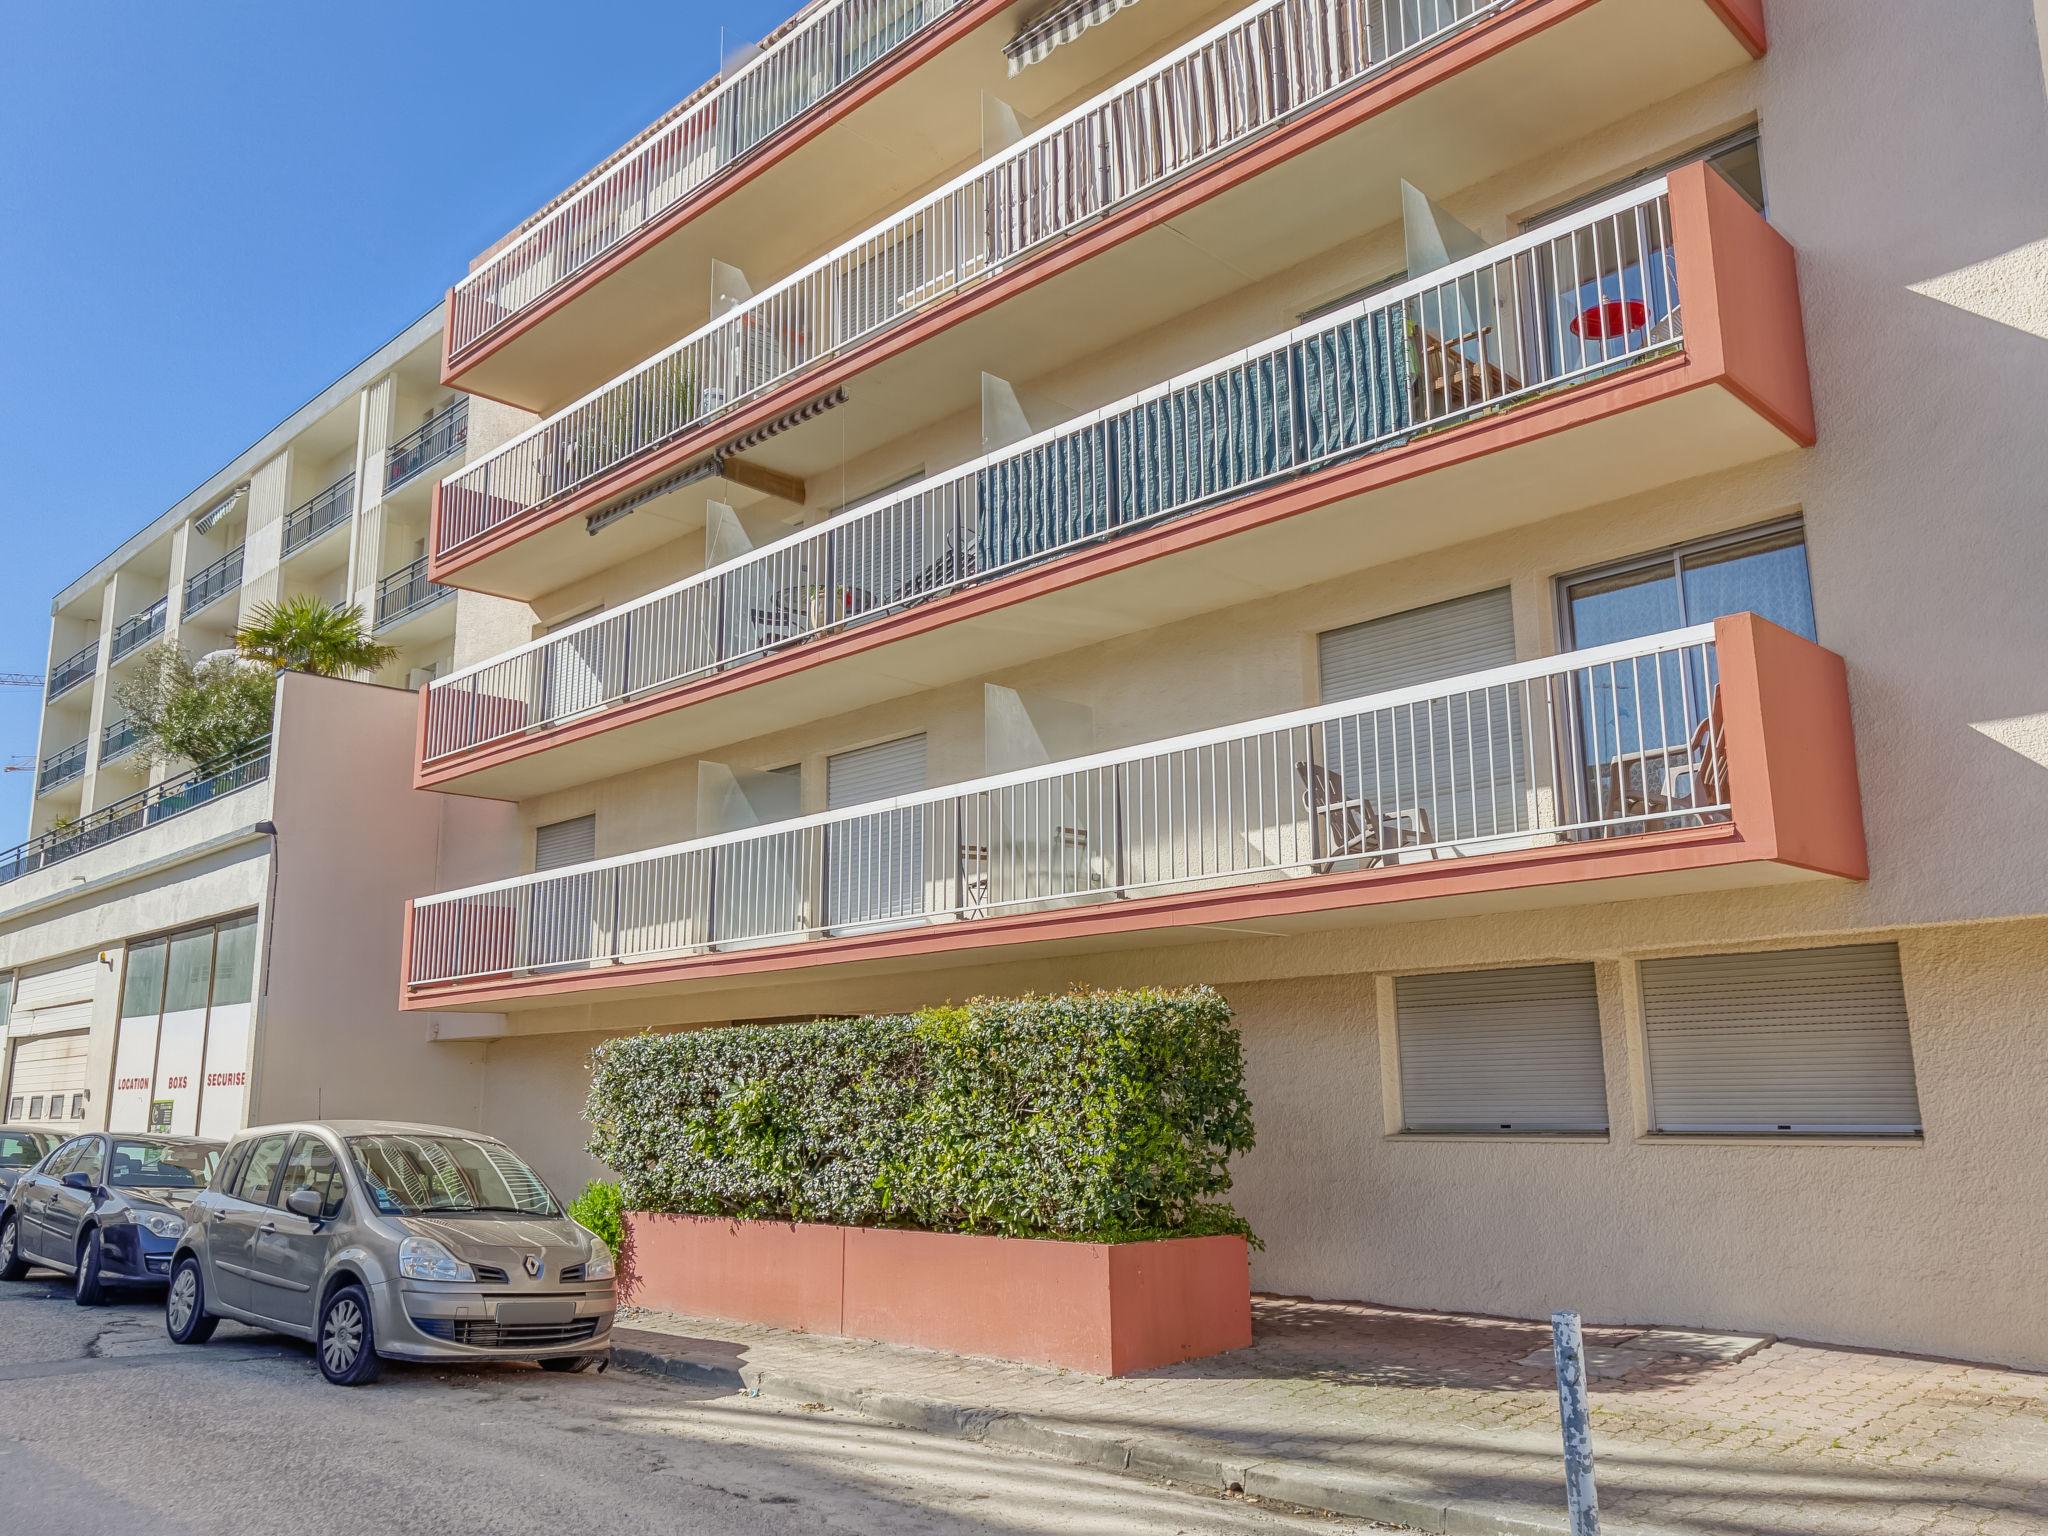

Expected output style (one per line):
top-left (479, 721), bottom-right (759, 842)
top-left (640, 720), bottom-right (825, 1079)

top-left (624, 1213), bottom-right (1252, 1375)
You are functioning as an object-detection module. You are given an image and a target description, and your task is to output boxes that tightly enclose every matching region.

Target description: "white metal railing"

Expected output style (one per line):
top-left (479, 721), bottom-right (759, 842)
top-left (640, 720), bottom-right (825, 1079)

top-left (438, 0), bottom-right (1514, 556)
top-left (425, 181), bottom-right (1679, 762)
top-left (408, 625), bottom-right (1727, 987)
top-left (448, 0), bottom-right (976, 357)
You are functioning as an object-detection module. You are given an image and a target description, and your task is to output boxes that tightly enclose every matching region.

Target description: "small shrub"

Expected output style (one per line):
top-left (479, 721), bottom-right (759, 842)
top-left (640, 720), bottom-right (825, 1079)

top-left (115, 645), bottom-right (275, 768)
top-left (567, 1178), bottom-right (625, 1257)
top-left (585, 988), bottom-right (1256, 1244)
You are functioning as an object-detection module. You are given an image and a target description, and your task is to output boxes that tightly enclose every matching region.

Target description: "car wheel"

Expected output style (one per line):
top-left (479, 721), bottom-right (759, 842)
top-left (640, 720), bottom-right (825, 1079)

top-left (73, 1230), bottom-right (107, 1307)
top-left (539, 1354), bottom-right (596, 1373)
top-left (165, 1257), bottom-right (218, 1345)
top-left (317, 1284), bottom-right (382, 1386)
top-left (0, 1216), bottom-right (27, 1282)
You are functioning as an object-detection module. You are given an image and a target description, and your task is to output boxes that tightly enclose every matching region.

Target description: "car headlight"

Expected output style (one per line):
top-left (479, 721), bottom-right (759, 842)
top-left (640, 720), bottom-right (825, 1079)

top-left (582, 1238), bottom-right (615, 1283)
top-left (397, 1236), bottom-right (476, 1283)
top-left (137, 1212), bottom-right (186, 1241)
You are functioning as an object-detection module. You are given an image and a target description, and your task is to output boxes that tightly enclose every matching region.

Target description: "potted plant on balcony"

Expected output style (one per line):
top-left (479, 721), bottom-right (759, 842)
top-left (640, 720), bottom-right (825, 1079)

top-left (587, 987), bottom-right (1259, 1375)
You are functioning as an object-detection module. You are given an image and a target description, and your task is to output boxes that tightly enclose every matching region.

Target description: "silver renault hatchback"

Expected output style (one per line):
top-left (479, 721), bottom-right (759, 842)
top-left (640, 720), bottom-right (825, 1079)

top-left (165, 1120), bottom-right (615, 1385)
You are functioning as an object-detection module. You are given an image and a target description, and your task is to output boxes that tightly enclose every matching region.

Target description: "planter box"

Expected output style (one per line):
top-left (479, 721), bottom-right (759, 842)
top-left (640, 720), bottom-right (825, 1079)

top-left (625, 1213), bottom-right (1251, 1375)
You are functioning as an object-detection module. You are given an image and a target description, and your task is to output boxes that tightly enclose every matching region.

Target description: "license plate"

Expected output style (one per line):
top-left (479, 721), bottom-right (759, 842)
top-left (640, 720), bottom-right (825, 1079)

top-left (495, 1299), bottom-right (577, 1325)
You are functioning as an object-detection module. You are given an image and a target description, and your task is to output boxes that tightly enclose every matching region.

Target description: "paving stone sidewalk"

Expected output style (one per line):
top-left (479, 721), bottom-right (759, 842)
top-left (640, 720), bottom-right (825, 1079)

top-left (613, 1297), bottom-right (2048, 1536)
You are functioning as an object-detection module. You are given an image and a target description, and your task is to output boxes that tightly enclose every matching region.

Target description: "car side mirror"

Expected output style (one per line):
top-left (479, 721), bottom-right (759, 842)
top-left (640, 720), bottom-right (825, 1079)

top-left (60, 1172), bottom-right (94, 1192)
top-left (284, 1187), bottom-right (326, 1222)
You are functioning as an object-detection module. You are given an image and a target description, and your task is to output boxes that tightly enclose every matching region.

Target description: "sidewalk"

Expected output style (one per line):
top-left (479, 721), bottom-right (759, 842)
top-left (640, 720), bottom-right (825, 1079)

top-left (613, 1296), bottom-right (2048, 1536)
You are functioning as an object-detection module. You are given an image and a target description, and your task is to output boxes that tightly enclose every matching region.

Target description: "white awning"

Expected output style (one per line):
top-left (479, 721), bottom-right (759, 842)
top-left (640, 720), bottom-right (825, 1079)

top-left (1004, 0), bottom-right (1142, 76)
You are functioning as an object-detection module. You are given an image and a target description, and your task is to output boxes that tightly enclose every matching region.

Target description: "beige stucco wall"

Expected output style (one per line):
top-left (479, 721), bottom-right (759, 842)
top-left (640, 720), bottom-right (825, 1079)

top-left (253, 673), bottom-right (517, 1129)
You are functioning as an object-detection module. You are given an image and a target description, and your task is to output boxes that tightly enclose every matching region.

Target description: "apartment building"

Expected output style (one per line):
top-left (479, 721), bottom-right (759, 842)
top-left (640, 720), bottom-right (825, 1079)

top-left (1, 312), bottom-right (517, 1143)
top-left (400, 0), bottom-right (2034, 1370)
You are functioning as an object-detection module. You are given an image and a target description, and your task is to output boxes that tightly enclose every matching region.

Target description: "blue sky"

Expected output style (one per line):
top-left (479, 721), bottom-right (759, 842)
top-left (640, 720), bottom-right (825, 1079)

top-left (0, 0), bottom-right (791, 839)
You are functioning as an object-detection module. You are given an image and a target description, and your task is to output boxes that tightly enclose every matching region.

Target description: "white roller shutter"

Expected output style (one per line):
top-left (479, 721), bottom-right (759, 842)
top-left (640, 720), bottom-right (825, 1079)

top-left (1640, 944), bottom-right (1921, 1135)
top-left (11, 957), bottom-right (99, 1036)
top-left (534, 815), bottom-right (597, 872)
top-left (1318, 588), bottom-right (1516, 704)
top-left (1396, 965), bottom-right (1607, 1133)
top-left (827, 735), bottom-right (927, 929)
top-left (6, 1033), bottom-right (90, 1125)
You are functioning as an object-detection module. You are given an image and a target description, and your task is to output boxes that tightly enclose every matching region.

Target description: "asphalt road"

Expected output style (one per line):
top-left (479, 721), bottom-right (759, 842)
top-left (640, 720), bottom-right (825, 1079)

top-left (0, 1268), bottom-right (1368, 1536)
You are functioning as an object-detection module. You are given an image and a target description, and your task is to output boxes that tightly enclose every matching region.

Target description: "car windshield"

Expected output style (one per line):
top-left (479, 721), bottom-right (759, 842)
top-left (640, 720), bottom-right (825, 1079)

top-left (109, 1141), bottom-right (220, 1189)
top-left (0, 1134), bottom-right (50, 1169)
top-left (345, 1135), bottom-right (559, 1218)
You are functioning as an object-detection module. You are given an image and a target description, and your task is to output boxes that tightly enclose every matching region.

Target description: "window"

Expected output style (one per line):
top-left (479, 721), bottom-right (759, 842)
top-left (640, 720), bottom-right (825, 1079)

top-left (68, 1093), bottom-right (84, 1120)
top-left (826, 735), bottom-right (928, 929)
top-left (109, 1140), bottom-right (216, 1189)
top-left (280, 1135), bottom-right (347, 1221)
top-left (534, 815), bottom-right (597, 872)
top-left (1640, 944), bottom-right (1921, 1135)
top-left (1524, 127), bottom-right (1765, 229)
top-left (346, 1134), bottom-right (558, 1217)
top-left (1396, 965), bottom-right (1607, 1132)
top-left (233, 1133), bottom-right (291, 1205)
top-left (27, 1097), bottom-right (43, 1122)
top-left (214, 1139), bottom-right (252, 1199)
top-left (1561, 521), bottom-right (1815, 650)
top-left (5, 1098), bottom-right (19, 1120)
top-left (1317, 591), bottom-right (1522, 853)
top-left (1299, 269), bottom-right (1408, 325)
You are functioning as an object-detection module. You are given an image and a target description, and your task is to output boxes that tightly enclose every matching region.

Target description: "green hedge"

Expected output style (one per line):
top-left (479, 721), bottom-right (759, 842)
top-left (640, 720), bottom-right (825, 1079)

top-left (585, 988), bottom-right (1256, 1242)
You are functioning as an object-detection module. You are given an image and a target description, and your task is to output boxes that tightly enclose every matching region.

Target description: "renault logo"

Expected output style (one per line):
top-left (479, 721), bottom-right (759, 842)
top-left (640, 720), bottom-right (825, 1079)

top-left (523, 1254), bottom-right (544, 1279)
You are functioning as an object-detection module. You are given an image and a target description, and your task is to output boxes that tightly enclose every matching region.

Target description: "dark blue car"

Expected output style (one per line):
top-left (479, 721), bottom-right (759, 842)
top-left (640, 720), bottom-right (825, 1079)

top-left (0, 1132), bottom-right (221, 1304)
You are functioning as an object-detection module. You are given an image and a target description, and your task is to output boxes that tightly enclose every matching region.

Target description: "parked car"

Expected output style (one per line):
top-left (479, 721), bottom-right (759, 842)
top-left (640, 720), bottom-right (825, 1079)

top-left (0, 1127), bottom-right (59, 1201)
top-left (166, 1121), bottom-right (615, 1385)
top-left (0, 1132), bottom-right (222, 1304)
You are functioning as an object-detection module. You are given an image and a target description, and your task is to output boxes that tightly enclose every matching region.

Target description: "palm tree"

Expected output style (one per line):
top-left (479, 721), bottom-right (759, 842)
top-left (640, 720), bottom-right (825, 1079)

top-left (234, 597), bottom-right (398, 677)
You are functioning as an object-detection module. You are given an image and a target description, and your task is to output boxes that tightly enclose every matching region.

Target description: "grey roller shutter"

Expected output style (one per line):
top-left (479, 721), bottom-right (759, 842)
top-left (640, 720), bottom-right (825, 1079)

top-left (1396, 964), bottom-right (1606, 1132)
top-left (534, 815), bottom-right (596, 872)
top-left (1318, 588), bottom-right (1516, 704)
top-left (827, 735), bottom-right (927, 929)
top-left (1318, 589), bottom-right (1523, 848)
top-left (1640, 944), bottom-right (1921, 1135)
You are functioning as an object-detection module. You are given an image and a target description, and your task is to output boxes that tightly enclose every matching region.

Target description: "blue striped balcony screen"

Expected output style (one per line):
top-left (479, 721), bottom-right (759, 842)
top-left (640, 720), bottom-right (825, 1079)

top-left (1298, 304), bottom-right (1413, 462)
top-left (1114, 347), bottom-right (1297, 527)
top-left (974, 424), bottom-right (1112, 574)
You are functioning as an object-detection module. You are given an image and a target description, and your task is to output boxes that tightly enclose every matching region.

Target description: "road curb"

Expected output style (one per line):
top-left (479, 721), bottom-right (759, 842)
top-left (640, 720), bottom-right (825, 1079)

top-left (610, 1334), bottom-right (1572, 1534)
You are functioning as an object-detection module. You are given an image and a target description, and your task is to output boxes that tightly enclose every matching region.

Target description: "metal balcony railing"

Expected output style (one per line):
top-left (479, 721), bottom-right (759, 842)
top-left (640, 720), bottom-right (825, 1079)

top-left (100, 715), bottom-right (141, 764)
top-left (182, 546), bottom-right (244, 617)
top-left (281, 473), bottom-right (356, 558)
top-left (46, 641), bottom-right (98, 700)
top-left (447, 0), bottom-right (975, 358)
top-left (109, 598), bottom-right (168, 663)
top-left (426, 182), bottom-right (1680, 763)
top-left (375, 556), bottom-right (454, 629)
top-left (36, 739), bottom-right (87, 793)
top-left (439, 0), bottom-right (1512, 557)
top-left (0, 740), bottom-right (271, 887)
top-left (408, 625), bottom-right (1726, 988)
top-left (386, 399), bottom-right (470, 491)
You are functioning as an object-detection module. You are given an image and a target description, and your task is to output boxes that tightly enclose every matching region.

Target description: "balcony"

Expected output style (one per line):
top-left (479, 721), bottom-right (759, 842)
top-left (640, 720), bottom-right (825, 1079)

top-left (281, 473), bottom-right (356, 558)
top-left (46, 641), bottom-right (97, 701)
top-left (431, 0), bottom-right (1766, 598)
top-left (3, 741), bottom-right (270, 887)
top-left (182, 546), bottom-right (244, 618)
top-left (419, 168), bottom-right (1814, 799)
top-left (100, 715), bottom-right (141, 765)
top-left (447, 0), bottom-right (991, 370)
top-left (375, 556), bottom-right (455, 631)
top-left (402, 615), bottom-right (1863, 1011)
top-left (109, 598), bottom-right (168, 664)
top-left (36, 739), bottom-right (87, 794)
top-left (386, 399), bottom-right (469, 492)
